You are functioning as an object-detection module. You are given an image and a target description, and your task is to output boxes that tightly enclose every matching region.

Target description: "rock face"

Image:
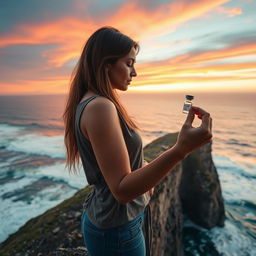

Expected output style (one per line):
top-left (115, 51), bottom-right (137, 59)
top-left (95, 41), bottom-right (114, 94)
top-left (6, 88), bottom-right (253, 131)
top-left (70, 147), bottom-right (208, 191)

top-left (144, 133), bottom-right (184, 256)
top-left (0, 133), bottom-right (225, 256)
top-left (179, 142), bottom-right (225, 229)
top-left (144, 133), bottom-right (225, 256)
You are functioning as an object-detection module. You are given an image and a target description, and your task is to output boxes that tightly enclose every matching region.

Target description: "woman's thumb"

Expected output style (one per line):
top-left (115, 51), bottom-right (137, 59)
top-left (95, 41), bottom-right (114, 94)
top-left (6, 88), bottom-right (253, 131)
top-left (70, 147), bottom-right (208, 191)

top-left (184, 107), bottom-right (195, 126)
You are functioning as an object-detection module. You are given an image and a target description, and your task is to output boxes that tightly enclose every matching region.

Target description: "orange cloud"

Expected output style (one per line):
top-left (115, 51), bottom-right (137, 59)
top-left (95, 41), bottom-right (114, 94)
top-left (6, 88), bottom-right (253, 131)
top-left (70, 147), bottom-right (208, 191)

top-left (0, 18), bottom-right (95, 47)
top-left (0, 78), bottom-right (68, 95)
top-left (0, 18), bottom-right (99, 68)
top-left (215, 6), bottom-right (243, 17)
top-left (0, 0), bottom-right (230, 68)
top-left (106, 0), bottom-right (230, 38)
top-left (132, 42), bottom-right (256, 89)
top-left (188, 43), bottom-right (256, 63)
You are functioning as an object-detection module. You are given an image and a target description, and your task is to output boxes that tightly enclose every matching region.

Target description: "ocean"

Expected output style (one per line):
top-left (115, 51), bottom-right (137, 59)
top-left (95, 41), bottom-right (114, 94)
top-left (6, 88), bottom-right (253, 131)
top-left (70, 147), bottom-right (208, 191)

top-left (0, 92), bottom-right (255, 255)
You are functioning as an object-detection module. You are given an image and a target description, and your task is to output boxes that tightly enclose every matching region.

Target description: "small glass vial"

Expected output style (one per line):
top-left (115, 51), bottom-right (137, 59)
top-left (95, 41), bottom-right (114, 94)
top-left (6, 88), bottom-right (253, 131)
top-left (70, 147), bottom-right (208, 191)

top-left (182, 95), bottom-right (194, 114)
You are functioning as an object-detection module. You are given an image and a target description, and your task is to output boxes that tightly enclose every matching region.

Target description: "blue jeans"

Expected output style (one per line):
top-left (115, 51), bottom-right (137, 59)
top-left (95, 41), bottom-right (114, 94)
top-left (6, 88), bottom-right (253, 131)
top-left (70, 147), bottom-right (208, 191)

top-left (81, 212), bottom-right (146, 256)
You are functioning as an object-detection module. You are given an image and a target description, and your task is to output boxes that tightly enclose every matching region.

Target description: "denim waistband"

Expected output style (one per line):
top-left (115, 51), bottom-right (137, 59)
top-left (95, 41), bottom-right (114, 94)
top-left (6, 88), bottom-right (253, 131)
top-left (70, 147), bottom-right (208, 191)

top-left (84, 211), bottom-right (145, 232)
top-left (116, 212), bottom-right (144, 231)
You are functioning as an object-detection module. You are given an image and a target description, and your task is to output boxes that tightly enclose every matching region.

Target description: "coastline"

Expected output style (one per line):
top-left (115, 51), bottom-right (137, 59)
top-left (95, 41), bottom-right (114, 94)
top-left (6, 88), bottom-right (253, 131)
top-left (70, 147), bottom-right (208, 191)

top-left (0, 132), bottom-right (225, 256)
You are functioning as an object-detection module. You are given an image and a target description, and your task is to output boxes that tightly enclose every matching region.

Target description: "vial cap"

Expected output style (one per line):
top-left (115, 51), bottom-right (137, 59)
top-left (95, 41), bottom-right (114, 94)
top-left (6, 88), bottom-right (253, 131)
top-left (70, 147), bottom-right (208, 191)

top-left (186, 95), bottom-right (194, 100)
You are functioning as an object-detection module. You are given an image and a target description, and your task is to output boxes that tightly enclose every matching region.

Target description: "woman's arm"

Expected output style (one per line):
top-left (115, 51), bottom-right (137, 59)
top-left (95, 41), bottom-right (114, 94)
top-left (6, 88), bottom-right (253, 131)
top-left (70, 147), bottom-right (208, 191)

top-left (143, 160), bottom-right (154, 197)
top-left (81, 97), bottom-right (212, 204)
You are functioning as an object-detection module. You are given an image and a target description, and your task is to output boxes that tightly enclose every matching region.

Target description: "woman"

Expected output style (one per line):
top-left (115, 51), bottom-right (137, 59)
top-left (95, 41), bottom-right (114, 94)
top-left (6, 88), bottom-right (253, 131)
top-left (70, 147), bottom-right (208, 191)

top-left (63, 26), bottom-right (212, 256)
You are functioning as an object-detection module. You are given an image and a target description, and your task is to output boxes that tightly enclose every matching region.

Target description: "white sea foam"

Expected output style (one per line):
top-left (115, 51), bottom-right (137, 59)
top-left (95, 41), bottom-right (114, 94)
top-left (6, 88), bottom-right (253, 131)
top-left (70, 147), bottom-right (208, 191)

top-left (209, 219), bottom-right (256, 256)
top-left (0, 123), bottom-right (65, 159)
top-left (1, 162), bottom-right (87, 192)
top-left (0, 123), bottom-right (24, 137)
top-left (0, 175), bottom-right (38, 196)
top-left (0, 123), bottom-right (25, 147)
top-left (245, 212), bottom-right (255, 218)
top-left (7, 133), bottom-right (65, 158)
top-left (33, 162), bottom-right (87, 189)
top-left (213, 155), bottom-right (256, 203)
top-left (0, 183), bottom-right (77, 243)
top-left (0, 162), bottom-right (87, 243)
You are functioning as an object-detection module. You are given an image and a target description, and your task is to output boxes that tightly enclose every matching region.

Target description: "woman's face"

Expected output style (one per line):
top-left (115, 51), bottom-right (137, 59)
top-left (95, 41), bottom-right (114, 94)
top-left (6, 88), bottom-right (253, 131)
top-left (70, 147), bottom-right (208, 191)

top-left (107, 47), bottom-right (137, 91)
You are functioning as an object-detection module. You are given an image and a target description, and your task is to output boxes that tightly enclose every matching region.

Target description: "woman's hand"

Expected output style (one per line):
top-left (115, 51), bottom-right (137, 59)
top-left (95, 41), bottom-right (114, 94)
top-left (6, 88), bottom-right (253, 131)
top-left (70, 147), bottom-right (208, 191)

top-left (143, 160), bottom-right (154, 197)
top-left (176, 106), bottom-right (212, 157)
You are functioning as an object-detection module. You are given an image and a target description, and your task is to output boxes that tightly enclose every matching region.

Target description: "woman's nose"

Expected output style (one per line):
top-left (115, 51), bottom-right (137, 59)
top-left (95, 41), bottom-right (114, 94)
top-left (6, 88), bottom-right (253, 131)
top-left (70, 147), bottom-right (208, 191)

top-left (131, 67), bottom-right (137, 77)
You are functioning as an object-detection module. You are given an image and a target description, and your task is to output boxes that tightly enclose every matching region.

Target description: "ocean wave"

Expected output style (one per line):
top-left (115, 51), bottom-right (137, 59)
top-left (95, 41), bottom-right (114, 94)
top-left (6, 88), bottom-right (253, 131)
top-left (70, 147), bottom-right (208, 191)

top-left (0, 162), bottom-right (86, 192)
top-left (0, 174), bottom-right (37, 196)
top-left (33, 162), bottom-right (86, 189)
top-left (0, 121), bottom-right (63, 131)
top-left (213, 155), bottom-right (256, 204)
top-left (0, 183), bottom-right (77, 243)
top-left (227, 139), bottom-right (253, 148)
top-left (1, 176), bottom-right (76, 203)
top-left (209, 219), bottom-right (256, 256)
top-left (0, 123), bottom-right (25, 138)
top-left (6, 133), bottom-right (65, 158)
top-left (0, 161), bottom-right (86, 243)
top-left (151, 131), bottom-right (167, 135)
top-left (0, 123), bottom-right (66, 158)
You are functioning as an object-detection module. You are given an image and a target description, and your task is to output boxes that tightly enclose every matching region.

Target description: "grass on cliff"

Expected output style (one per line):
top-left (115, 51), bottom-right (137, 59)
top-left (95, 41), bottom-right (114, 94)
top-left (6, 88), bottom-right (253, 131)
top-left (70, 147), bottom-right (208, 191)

top-left (0, 186), bottom-right (92, 255)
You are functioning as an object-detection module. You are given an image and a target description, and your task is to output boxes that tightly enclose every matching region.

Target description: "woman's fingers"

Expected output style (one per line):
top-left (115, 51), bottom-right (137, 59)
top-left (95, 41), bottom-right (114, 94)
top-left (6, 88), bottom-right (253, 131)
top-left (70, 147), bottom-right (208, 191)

top-left (191, 106), bottom-right (211, 130)
top-left (191, 106), bottom-right (208, 116)
top-left (192, 106), bottom-right (213, 142)
top-left (209, 116), bottom-right (212, 132)
top-left (177, 106), bottom-right (213, 156)
top-left (184, 107), bottom-right (195, 126)
top-left (201, 113), bottom-right (211, 131)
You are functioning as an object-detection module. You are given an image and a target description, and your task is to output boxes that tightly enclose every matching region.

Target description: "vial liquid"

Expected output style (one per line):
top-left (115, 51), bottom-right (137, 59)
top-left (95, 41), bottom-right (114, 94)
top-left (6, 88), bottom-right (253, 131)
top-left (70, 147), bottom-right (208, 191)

top-left (183, 95), bottom-right (194, 114)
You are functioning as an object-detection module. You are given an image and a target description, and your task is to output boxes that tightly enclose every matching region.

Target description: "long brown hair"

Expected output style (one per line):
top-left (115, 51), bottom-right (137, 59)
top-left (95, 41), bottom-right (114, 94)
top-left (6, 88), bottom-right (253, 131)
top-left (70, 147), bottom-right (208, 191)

top-left (63, 26), bottom-right (140, 173)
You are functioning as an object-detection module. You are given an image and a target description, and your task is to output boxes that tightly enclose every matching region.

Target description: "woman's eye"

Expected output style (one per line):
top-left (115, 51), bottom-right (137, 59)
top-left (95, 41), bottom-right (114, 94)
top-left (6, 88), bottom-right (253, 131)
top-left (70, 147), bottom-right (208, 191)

top-left (127, 63), bottom-right (132, 67)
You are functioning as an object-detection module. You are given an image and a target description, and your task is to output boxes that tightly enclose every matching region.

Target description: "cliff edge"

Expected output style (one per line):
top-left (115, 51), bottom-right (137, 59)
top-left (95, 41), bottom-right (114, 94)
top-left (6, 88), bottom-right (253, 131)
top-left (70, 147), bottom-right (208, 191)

top-left (145, 133), bottom-right (225, 256)
top-left (0, 133), bottom-right (225, 256)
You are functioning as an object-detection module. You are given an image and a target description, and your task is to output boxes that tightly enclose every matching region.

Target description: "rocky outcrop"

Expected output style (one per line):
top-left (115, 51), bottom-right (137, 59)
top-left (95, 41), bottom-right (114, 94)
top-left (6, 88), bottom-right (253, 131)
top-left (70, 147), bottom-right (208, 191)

top-left (0, 133), bottom-right (225, 256)
top-left (144, 132), bottom-right (184, 256)
top-left (145, 133), bottom-right (225, 256)
top-left (179, 141), bottom-right (225, 229)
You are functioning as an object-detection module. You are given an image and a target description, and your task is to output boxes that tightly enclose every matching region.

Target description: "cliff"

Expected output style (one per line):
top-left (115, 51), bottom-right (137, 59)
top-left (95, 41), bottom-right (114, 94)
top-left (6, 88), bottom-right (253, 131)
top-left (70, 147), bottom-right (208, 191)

top-left (144, 133), bottom-right (225, 256)
top-left (0, 133), bottom-right (225, 256)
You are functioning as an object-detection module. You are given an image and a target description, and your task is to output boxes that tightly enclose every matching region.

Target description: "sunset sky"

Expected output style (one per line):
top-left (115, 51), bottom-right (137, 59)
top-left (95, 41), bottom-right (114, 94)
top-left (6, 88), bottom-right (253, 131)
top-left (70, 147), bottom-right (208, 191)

top-left (1, 0), bottom-right (256, 94)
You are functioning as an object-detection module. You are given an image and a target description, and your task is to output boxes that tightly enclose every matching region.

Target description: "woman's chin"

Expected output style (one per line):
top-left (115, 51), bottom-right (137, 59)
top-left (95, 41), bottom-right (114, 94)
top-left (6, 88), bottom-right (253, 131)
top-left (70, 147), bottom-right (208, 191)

top-left (119, 85), bottom-right (129, 91)
top-left (112, 83), bottom-right (129, 91)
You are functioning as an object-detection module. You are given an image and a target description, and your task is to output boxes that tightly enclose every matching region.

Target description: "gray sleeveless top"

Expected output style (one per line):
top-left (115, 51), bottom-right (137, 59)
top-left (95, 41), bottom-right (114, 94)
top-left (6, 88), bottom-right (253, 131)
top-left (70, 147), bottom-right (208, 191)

top-left (75, 95), bottom-right (150, 228)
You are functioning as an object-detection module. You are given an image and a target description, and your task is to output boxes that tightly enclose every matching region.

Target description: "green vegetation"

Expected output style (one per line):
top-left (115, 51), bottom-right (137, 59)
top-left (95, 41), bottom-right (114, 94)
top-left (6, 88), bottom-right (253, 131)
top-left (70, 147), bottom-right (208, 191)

top-left (0, 186), bottom-right (92, 255)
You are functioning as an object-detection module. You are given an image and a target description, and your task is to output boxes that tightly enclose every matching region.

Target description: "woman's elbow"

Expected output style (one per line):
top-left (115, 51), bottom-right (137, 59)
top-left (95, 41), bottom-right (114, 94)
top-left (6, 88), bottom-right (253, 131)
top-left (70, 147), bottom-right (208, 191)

top-left (114, 193), bottom-right (132, 205)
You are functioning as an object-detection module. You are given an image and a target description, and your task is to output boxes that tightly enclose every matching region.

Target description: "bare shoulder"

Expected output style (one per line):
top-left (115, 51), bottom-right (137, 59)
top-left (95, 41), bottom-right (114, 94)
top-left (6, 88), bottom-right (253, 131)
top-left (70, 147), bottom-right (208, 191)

top-left (82, 96), bottom-right (117, 121)
top-left (86, 96), bottom-right (115, 113)
top-left (80, 96), bottom-right (119, 139)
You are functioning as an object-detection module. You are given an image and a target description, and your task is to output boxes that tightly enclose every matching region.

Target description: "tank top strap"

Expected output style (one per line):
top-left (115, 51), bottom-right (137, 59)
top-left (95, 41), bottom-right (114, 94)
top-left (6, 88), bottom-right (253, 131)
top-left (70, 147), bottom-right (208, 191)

top-left (77, 95), bottom-right (132, 137)
top-left (76, 95), bottom-right (100, 140)
top-left (116, 110), bottom-right (133, 137)
top-left (77, 95), bottom-right (100, 114)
